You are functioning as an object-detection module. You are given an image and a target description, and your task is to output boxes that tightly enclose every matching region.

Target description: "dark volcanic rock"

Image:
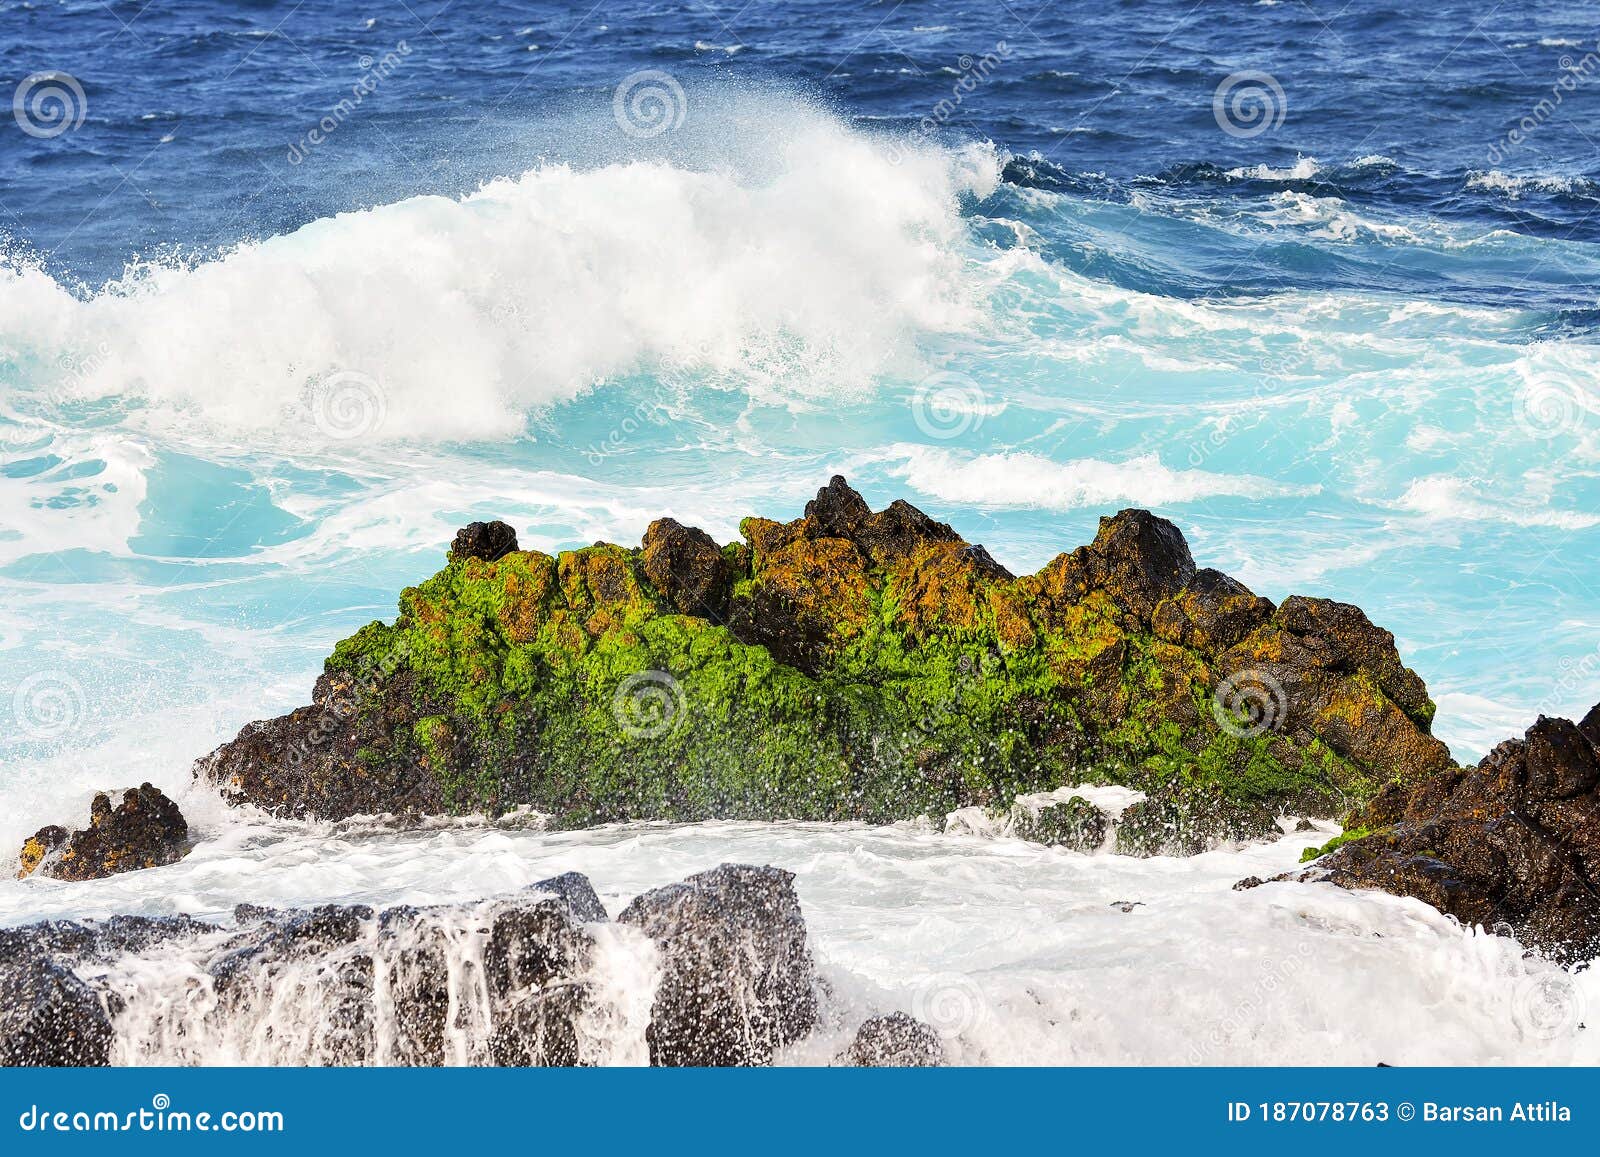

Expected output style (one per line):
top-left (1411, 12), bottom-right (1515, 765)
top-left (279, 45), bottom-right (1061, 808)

top-left (1116, 790), bottom-right (1280, 858)
top-left (1209, 595), bottom-right (1453, 786)
top-left (531, 871), bottom-right (609, 923)
top-left (18, 785), bottom-right (188, 881)
top-left (1273, 595), bottom-right (1434, 725)
top-left (620, 863), bottom-right (817, 1066)
top-left (484, 899), bottom-right (594, 1066)
top-left (0, 951), bottom-right (113, 1067)
top-left (449, 519), bottom-right (519, 563)
top-left (1283, 706), bottom-right (1600, 965)
top-left (640, 517), bottom-right (732, 622)
top-left (840, 1011), bottom-right (944, 1067)
top-left (804, 474), bottom-right (873, 537)
top-left (0, 865), bottom-right (824, 1066)
top-left (194, 676), bottom-right (447, 820)
top-left (0, 915), bottom-right (206, 1067)
top-left (1152, 567), bottom-right (1274, 656)
top-left (1036, 508), bottom-right (1197, 626)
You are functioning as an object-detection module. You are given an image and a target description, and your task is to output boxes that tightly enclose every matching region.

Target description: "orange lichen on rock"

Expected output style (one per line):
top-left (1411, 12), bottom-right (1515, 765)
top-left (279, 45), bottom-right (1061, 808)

top-left (196, 475), bottom-right (1457, 836)
top-left (17, 785), bottom-right (188, 882)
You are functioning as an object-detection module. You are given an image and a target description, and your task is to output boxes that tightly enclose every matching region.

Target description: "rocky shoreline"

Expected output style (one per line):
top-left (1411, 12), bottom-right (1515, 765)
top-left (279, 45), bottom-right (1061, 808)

top-left (0, 862), bottom-right (933, 1068)
top-left (1267, 705), bottom-right (1600, 965)
top-left (8, 478), bottom-right (1597, 1057)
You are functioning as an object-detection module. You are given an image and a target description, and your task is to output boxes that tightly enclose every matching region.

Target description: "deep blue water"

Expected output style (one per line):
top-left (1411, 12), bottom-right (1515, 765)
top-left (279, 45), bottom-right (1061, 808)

top-left (1, 0), bottom-right (1599, 834)
top-left (6, 0), bottom-right (1600, 292)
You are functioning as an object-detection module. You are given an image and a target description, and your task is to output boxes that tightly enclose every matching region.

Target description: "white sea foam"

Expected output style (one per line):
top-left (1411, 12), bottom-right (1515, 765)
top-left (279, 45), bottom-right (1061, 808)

top-left (879, 445), bottom-right (1318, 510)
top-left (1258, 191), bottom-right (1424, 242)
top-left (1224, 156), bottom-right (1320, 181)
top-left (1466, 169), bottom-right (1598, 198)
top-left (1, 815), bottom-right (1591, 1065)
top-left (1393, 475), bottom-right (1600, 531)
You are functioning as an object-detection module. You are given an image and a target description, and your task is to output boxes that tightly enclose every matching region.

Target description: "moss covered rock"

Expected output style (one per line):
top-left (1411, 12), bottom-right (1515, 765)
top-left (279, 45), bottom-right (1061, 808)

top-left (195, 477), bottom-right (1453, 833)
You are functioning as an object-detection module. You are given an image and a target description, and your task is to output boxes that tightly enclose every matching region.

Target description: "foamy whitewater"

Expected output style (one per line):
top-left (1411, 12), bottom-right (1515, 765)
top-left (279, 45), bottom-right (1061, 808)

top-left (3, 56), bottom-right (1599, 1064)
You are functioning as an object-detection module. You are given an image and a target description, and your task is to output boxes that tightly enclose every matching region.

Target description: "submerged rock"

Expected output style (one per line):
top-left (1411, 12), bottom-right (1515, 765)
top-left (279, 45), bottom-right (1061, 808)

top-left (195, 477), bottom-right (1451, 832)
top-left (840, 1012), bottom-right (944, 1067)
top-left (18, 785), bottom-right (188, 881)
top-left (0, 915), bottom-right (202, 1068)
top-left (529, 870), bottom-right (609, 923)
top-left (1010, 795), bottom-right (1109, 852)
top-left (1115, 790), bottom-right (1280, 858)
top-left (620, 864), bottom-right (817, 1066)
top-left (1284, 703), bottom-right (1600, 965)
top-left (0, 863), bottom-right (817, 1067)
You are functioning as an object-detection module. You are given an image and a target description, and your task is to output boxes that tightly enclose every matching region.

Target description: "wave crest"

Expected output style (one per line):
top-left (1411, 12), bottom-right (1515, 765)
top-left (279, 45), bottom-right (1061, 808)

top-left (0, 108), bottom-right (1001, 442)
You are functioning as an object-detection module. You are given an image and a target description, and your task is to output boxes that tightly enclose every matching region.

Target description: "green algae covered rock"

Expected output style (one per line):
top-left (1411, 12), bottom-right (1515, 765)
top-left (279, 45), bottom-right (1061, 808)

top-left (195, 478), bottom-right (1454, 833)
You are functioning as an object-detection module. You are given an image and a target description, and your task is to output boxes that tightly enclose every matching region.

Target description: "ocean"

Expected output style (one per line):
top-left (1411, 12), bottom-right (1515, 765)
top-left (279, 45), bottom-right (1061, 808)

top-left (1, 0), bottom-right (1598, 1063)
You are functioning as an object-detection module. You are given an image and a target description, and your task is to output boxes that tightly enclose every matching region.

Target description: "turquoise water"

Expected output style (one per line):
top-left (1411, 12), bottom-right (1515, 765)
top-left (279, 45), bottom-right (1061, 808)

top-left (2, 1), bottom-right (1598, 1063)
top-left (4, 97), bottom-right (1597, 823)
top-left (2, 1), bottom-right (1599, 840)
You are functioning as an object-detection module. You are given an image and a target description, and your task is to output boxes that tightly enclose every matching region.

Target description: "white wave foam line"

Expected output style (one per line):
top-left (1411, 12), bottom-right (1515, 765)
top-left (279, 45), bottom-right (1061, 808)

top-left (0, 433), bottom-right (152, 565)
top-left (7, 817), bottom-right (1591, 1065)
top-left (0, 110), bottom-right (1000, 442)
top-left (1224, 156), bottom-right (1321, 182)
top-left (1393, 476), bottom-right (1600, 531)
top-left (1258, 191), bottom-right (1424, 243)
top-left (880, 445), bottom-right (1318, 510)
top-left (1466, 169), bottom-right (1598, 198)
